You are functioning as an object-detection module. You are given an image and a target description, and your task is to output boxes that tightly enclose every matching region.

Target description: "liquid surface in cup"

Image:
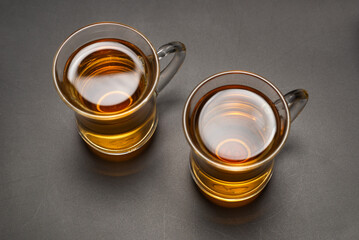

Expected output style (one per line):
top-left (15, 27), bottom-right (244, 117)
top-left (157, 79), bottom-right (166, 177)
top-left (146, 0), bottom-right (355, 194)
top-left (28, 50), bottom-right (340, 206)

top-left (63, 38), bottom-right (149, 114)
top-left (192, 85), bottom-right (280, 163)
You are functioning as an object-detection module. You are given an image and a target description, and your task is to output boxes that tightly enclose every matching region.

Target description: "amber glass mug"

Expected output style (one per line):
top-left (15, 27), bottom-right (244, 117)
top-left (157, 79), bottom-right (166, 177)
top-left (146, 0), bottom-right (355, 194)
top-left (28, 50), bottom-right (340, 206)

top-left (183, 71), bottom-right (308, 207)
top-left (53, 22), bottom-right (185, 159)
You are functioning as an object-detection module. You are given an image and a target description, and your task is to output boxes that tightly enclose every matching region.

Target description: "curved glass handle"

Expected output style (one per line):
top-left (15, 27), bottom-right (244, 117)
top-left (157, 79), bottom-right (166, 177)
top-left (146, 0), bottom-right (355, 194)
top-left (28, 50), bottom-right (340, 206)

top-left (156, 41), bottom-right (186, 93)
top-left (283, 89), bottom-right (309, 122)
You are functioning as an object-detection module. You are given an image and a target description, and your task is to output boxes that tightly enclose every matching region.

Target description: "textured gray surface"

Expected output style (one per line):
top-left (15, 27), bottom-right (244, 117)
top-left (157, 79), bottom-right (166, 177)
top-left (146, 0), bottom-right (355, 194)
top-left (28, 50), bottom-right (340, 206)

top-left (1, 0), bottom-right (359, 239)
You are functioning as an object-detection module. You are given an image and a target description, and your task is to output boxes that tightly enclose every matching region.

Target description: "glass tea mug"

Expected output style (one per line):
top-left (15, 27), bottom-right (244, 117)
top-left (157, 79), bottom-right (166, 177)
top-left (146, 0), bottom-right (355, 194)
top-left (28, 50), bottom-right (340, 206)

top-left (183, 71), bottom-right (308, 207)
top-left (53, 22), bottom-right (186, 160)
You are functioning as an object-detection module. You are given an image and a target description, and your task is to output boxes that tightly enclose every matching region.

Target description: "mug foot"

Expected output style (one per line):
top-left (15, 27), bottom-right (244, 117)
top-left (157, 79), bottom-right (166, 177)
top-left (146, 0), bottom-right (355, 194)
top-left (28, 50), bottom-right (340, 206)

top-left (80, 117), bottom-right (158, 162)
top-left (190, 158), bottom-right (273, 207)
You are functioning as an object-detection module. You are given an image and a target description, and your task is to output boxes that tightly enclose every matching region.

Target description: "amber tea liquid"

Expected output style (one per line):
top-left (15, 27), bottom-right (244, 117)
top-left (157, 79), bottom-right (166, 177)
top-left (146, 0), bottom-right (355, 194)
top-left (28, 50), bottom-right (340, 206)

top-left (190, 85), bottom-right (280, 206)
top-left (63, 39), bottom-right (157, 154)
top-left (63, 38), bottom-right (149, 114)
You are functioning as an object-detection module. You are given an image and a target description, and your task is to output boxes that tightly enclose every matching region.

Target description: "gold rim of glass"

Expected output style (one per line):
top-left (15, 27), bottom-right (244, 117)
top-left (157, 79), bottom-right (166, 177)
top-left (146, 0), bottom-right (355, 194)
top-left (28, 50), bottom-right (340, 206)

top-left (182, 70), bottom-right (291, 172)
top-left (52, 22), bottom-right (160, 120)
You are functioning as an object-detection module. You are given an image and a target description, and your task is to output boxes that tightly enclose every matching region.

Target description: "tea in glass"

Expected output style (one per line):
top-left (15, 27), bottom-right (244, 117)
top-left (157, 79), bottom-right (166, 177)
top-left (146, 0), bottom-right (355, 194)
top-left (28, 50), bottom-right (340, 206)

top-left (190, 85), bottom-right (280, 205)
top-left (62, 38), bottom-right (156, 153)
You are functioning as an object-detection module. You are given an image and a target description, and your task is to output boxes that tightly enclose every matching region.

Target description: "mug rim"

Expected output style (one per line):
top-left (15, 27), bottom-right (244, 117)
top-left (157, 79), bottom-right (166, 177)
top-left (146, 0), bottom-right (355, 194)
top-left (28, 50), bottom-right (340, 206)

top-left (182, 70), bottom-right (291, 172)
top-left (52, 22), bottom-right (160, 120)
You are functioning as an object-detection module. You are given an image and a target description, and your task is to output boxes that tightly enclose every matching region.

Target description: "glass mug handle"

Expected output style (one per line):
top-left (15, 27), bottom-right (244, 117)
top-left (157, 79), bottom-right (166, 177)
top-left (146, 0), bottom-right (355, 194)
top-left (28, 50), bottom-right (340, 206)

top-left (156, 41), bottom-right (186, 93)
top-left (278, 89), bottom-right (309, 122)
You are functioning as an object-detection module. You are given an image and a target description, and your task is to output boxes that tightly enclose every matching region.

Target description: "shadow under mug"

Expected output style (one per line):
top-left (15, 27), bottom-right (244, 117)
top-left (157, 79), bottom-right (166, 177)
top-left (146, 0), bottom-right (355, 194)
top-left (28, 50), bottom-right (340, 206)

top-left (53, 22), bottom-right (186, 160)
top-left (183, 71), bottom-right (308, 207)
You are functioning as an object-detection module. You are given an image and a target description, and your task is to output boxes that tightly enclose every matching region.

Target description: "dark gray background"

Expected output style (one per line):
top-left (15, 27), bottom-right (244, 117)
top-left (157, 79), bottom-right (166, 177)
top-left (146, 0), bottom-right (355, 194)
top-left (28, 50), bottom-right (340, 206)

top-left (1, 0), bottom-right (358, 239)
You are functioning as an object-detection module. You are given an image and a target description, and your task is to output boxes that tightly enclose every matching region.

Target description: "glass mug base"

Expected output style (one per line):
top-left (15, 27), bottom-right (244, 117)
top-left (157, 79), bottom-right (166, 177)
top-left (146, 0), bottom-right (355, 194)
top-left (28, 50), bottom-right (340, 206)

top-left (77, 115), bottom-right (158, 161)
top-left (189, 156), bottom-right (273, 207)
